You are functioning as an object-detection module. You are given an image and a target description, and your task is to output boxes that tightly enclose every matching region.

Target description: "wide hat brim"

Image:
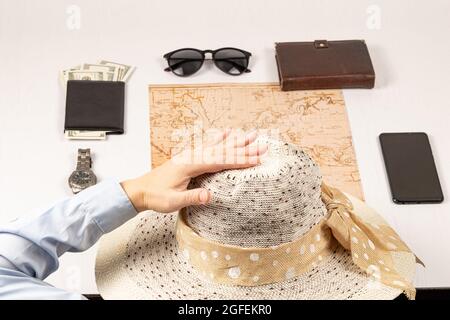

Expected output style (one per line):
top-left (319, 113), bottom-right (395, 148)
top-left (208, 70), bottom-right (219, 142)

top-left (95, 193), bottom-right (416, 300)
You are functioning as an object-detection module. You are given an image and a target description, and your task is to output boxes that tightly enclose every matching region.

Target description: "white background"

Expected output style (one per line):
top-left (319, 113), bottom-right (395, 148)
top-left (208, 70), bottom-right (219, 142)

top-left (0, 0), bottom-right (449, 295)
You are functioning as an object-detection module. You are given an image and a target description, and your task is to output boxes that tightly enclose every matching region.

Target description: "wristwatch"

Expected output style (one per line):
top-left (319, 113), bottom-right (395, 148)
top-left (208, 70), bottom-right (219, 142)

top-left (68, 148), bottom-right (97, 194)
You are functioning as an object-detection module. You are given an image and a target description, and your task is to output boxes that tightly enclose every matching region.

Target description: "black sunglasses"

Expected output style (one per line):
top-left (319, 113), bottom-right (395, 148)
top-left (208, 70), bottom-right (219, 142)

top-left (163, 47), bottom-right (252, 77)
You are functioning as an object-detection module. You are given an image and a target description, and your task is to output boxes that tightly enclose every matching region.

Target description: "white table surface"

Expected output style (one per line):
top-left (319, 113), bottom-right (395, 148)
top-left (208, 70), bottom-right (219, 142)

top-left (0, 0), bottom-right (449, 294)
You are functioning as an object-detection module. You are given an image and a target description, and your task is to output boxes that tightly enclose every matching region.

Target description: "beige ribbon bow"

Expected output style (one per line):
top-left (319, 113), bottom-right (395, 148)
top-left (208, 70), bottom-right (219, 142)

top-left (176, 184), bottom-right (420, 299)
top-left (322, 184), bottom-right (419, 299)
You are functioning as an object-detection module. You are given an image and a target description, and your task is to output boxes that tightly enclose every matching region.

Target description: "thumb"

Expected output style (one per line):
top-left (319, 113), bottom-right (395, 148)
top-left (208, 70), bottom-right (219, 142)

top-left (173, 188), bottom-right (210, 209)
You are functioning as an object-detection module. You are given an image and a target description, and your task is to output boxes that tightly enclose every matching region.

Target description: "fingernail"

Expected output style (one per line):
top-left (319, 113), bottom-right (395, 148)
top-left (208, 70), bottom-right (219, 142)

top-left (259, 144), bottom-right (268, 154)
top-left (199, 189), bottom-right (209, 203)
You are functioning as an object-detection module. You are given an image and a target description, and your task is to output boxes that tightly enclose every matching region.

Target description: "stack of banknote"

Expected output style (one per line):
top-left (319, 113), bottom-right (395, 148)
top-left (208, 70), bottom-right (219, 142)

top-left (62, 60), bottom-right (135, 140)
top-left (60, 60), bottom-right (135, 86)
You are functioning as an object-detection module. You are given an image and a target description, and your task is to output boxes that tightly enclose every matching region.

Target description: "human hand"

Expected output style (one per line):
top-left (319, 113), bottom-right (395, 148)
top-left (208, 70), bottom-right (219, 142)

top-left (121, 130), bottom-right (267, 213)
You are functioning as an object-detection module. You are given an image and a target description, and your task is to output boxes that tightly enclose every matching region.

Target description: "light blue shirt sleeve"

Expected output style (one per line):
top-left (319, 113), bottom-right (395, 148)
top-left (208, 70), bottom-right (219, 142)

top-left (0, 179), bottom-right (138, 300)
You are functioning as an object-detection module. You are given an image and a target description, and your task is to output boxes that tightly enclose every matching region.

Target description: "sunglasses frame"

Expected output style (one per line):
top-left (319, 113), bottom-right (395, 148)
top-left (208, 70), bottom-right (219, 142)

top-left (163, 47), bottom-right (252, 77)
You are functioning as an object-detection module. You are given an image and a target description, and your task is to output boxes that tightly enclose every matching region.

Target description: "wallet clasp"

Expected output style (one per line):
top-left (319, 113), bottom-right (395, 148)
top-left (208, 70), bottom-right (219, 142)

top-left (314, 40), bottom-right (329, 49)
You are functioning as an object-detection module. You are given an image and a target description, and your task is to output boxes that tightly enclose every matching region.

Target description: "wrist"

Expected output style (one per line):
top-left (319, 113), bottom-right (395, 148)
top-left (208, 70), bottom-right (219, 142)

top-left (120, 178), bottom-right (146, 212)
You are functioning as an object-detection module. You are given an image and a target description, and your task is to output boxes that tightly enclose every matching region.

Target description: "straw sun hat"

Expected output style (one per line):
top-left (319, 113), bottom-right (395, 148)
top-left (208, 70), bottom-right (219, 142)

top-left (96, 138), bottom-right (419, 300)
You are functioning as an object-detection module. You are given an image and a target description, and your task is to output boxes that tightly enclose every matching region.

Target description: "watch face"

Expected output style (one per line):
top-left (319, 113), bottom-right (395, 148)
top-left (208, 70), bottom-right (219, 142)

top-left (69, 170), bottom-right (97, 193)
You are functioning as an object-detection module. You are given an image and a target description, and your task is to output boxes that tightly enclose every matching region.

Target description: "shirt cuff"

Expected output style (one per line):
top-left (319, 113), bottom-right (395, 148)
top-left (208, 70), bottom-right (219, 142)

top-left (77, 178), bottom-right (138, 234)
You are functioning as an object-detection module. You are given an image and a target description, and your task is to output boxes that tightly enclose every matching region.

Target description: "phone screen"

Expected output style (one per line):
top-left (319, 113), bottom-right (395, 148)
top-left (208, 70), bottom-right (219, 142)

top-left (379, 132), bottom-right (443, 204)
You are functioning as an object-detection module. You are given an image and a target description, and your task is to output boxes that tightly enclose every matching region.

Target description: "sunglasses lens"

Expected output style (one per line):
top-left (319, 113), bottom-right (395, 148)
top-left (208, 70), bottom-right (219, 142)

top-left (167, 49), bottom-right (203, 76)
top-left (213, 49), bottom-right (249, 75)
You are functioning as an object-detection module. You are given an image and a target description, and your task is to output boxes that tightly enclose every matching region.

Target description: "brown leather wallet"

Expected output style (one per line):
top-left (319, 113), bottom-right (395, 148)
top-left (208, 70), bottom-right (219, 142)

top-left (275, 40), bottom-right (375, 91)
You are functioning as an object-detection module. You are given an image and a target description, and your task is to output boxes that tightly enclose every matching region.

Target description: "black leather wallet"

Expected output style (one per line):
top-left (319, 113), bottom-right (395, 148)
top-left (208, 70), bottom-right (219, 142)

top-left (64, 80), bottom-right (125, 134)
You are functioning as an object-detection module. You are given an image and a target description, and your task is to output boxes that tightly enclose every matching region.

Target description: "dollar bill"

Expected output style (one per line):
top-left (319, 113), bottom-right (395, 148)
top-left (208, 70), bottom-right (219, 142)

top-left (82, 63), bottom-right (119, 81)
top-left (60, 60), bottom-right (134, 85)
top-left (60, 65), bottom-right (81, 86)
top-left (67, 70), bottom-right (106, 81)
top-left (104, 71), bottom-right (116, 81)
top-left (98, 60), bottom-right (135, 82)
top-left (65, 130), bottom-right (106, 140)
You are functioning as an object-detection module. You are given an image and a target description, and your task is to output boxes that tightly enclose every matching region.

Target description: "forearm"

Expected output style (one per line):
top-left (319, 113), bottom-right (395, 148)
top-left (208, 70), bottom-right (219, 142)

top-left (0, 179), bottom-right (137, 280)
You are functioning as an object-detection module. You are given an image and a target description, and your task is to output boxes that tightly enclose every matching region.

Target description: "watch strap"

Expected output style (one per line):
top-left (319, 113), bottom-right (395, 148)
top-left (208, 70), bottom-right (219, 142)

top-left (76, 148), bottom-right (92, 171)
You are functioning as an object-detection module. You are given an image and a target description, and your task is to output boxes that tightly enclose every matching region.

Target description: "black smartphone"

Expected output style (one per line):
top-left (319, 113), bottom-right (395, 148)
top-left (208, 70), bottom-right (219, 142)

top-left (379, 132), bottom-right (443, 204)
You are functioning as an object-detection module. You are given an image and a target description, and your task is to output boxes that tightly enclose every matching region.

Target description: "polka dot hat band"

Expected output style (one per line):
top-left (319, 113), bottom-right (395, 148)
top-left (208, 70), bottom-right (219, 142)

top-left (176, 183), bottom-right (421, 299)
